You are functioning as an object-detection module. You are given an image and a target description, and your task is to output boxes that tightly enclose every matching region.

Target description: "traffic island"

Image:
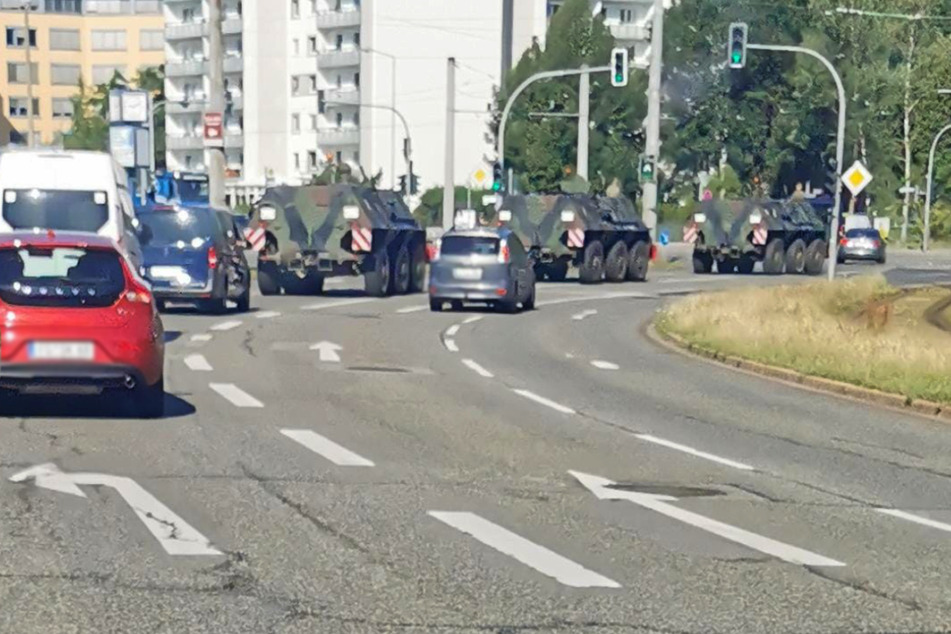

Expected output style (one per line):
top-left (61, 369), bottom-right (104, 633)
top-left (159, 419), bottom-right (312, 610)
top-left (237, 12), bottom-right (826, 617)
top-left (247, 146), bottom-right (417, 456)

top-left (653, 276), bottom-right (951, 419)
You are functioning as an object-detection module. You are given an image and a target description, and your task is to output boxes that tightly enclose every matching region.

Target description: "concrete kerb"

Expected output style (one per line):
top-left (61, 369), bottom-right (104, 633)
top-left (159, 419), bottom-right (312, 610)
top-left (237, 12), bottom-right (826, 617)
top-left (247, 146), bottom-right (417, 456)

top-left (647, 319), bottom-right (951, 424)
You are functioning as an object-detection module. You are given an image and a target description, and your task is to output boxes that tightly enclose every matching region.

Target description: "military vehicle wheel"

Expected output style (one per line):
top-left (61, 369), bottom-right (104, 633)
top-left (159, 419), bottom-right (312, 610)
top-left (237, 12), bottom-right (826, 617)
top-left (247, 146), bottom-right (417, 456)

top-left (579, 240), bottom-right (605, 284)
top-left (804, 239), bottom-right (825, 276)
top-left (409, 241), bottom-right (427, 293)
top-left (605, 242), bottom-right (628, 282)
top-left (627, 240), bottom-right (650, 281)
top-left (392, 245), bottom-right (412, 295)
top-left (430, 299), bottom-right (442, 312)
top-left (763, 239), bottom-right (785, 275)
top-left (364, 249), bottom-right (391, 297)
top-left (257, 263), bottom-right (281, 296)
top-left (692, 252), bottom-right (713, 274)
top-left (784, 239), bottom-right (807, 274)
top-left (737, 256), bottom-right (755, 274)
top-left (716, 258), bottom-right (736, 274)
top-left (236, 282), bottom-right (251, 312)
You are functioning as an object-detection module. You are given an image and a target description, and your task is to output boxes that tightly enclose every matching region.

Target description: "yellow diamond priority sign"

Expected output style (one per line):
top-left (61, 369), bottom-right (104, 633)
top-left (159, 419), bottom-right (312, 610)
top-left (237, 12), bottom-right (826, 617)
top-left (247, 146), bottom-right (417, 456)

top-left (471, 168), bottom-right (489, 188)
top-left (841, 160), bottom-right (872, 196)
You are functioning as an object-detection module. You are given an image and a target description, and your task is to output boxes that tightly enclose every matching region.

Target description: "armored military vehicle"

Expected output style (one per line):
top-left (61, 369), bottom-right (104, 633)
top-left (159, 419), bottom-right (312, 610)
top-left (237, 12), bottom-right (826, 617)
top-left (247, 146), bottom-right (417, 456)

top-left (683, 198), bottom-right (828, 275)
top-left (491, 193), bottom-right (653, 284)
top-left (248, 184), bottom-right (426, 297)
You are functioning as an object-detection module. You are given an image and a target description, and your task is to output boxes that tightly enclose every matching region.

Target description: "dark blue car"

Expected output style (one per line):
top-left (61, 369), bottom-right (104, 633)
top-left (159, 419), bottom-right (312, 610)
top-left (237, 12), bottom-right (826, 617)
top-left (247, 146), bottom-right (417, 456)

top-left (138, 205), bottom-right (251, 313)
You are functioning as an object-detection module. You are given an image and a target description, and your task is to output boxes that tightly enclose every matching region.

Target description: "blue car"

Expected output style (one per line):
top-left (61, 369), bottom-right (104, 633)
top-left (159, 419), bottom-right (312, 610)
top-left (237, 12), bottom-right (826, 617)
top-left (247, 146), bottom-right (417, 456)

top-left (138, 205), bottom-right (251, 313)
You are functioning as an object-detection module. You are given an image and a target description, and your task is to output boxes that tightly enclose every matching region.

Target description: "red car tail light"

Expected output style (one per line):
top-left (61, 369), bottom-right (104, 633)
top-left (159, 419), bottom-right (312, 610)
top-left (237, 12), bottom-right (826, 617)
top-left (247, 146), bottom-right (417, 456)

top-left (207, 246), bottom-right (218, 270)
top-left (498, 243), bottom-right (510, 264)
top-left (840, 238), bottom-right (848, 246)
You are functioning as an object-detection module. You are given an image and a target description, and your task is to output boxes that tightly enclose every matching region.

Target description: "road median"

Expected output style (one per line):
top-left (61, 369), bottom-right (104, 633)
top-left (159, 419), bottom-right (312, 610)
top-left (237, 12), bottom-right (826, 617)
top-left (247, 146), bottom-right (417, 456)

top-left (653, 276), bottom-right (951, 420)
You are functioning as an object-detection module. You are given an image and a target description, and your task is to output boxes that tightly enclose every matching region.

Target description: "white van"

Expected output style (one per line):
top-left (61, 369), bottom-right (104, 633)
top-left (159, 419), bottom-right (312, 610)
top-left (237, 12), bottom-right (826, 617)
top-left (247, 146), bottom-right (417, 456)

top-left (0, 149), bottom-right (142, 266)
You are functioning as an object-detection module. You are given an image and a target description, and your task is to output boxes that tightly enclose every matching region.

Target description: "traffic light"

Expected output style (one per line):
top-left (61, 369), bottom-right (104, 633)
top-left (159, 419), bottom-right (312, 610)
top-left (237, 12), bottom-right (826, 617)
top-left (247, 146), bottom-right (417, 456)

top-left (492, 162), bottom-right (504, 193)
top-left (728, 22), bottom-right (748, 69)
top-left (611, 47), bottom-right (629, 88)
top-left (638, 155), bottom-right (656, 183)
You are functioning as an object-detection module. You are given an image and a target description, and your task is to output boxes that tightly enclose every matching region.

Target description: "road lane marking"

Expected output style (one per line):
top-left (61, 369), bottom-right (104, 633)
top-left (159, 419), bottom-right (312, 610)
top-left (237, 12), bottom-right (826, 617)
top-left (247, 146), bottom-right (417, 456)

top-left (396, 305), bottom-right (428, 314)
top-left (571, 471), bottom-right (844, 567)
top-left (877, 508), bottom-right (951, 534)
top-left (572, 309), bottom-right (598, 321)
top-left (445, 324), bottom-right (461, 337)
top-left (302, 298), bottom-right (375, 311)
top-left (590, 360), bottom-right (619, 370)
top-left (255, 311), bottom-right (281, 319)
top-left (209, 383), bottom-right (264, 408)
top-left (444, 338), bottom-right (459, 352)
top-left (210, 320), bottom-right (243, 331)
top-left (190, 334), bottom-right (212, 342)
top-left (427, 511), bottom-right (620, 588)
top-left (184, 354), bottom-right (213, 372)
top-left (463, 316), bottom-right (483, 324)
top-left (280, 429), bottom-right (374, 467)
top-left (462, 359), bottom-right (494, 378)
top-left (310, 341), bottom-right (342, 363)
top-left (635, 434), bottom-right (754, 471)
top-left (513, 389), bottom-right (576, 415)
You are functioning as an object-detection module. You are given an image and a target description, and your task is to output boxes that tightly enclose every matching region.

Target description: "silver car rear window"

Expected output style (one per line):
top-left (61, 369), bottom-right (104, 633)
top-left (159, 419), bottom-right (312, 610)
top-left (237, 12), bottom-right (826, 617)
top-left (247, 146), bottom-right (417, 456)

top-left (441, 236), bottom-right (499, 256)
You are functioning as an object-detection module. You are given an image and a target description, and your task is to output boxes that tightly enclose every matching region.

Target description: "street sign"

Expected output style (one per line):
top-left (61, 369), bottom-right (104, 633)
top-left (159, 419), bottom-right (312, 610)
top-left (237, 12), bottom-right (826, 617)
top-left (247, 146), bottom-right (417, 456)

top-left (841, 160), bottom-right (872, 196)
top-left (898, 185), bottom-right (919, 195)
top-left (204, 112), bottom-right (224, 147)
top-left (471, 167), bottom-right (490, 189)
top-left (109, 126), bottom-right (136, 168)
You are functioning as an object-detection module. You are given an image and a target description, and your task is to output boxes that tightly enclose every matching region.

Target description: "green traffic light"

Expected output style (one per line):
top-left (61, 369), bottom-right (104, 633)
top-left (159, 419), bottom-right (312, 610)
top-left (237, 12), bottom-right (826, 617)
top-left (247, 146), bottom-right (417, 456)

top-left (492, 182), bottom-right (501, 192)
top-left (615, 73), bottom-right (623, 83)
top-left (731, 50), bottom-right (742, 63)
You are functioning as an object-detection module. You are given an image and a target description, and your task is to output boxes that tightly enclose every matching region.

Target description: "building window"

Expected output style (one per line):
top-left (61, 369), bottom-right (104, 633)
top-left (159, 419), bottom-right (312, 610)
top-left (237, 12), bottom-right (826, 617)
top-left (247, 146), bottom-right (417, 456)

top-left (291, 0), bottom-right (299, 18)
top-left (310, 0), bottom-right (317, 14)
top-left (353, 32), bottom-right (360, 47)
top-left (92, 64), bottom-right (126, 84)
top-left (91, 30), bottom-right (127, 51)
top-left (139, 29), bottom-right (164, 51)
top-left (308, 36), bottom-right (317, 54)
top-left (353, 151), bottom-right (359, 165)
top-left (8, 97), bottom-right (39, 118)
top-left (185, 155), bottom-right (193, 169)
top-left (309, 75), bottom-right (317, 92)
top-left (52, 98), bottom-right (74, 118)
top-left (49, 28), bottom-right (81, 51)
top-left (294, 153), bottom-right (300, 170)
top-left (336, 151), bottom-right (343, 163)
top-left (5, 27), bottom-right (37, 49)
top-left (291, 113), bottom-right (300, 133)
top-left (182, 7), bottom-right (196, 22)
top-left (308, 151), bottom-right (317, 169)
top-left (310, 114), bottom-right (317, 130)
top-left (7, 62), bottom-right (37, 85)
top-left (353, 111), bottom-right (359, 125)
top-left (293, 38), bottom-right (299, 55)
top-left (335, 112), bottom-right (343, 128)
top-left (317, 90), bottom-right (325, 113)
top-left (291, 76), bottom-right (300, 95)
top-left (336, 74), bottom-right (342, 88)
top-left (335, 34), bottom-right (343, 51)
top-left (354, 72), bottom-right (360, 87)
top-left (619, 8), bottom-right (633, 22)
top-left (51, 64), bottom-right (81, 86)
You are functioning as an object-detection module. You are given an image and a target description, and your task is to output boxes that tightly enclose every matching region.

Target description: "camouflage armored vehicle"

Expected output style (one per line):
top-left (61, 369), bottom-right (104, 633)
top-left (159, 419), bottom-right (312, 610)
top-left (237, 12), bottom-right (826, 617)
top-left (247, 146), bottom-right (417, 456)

top-left (248, 184), bottom-right (426, 297)
top-left (683, 198), bottom-right (829, 275)
top-left (490, 193), bottom-right (652, 284)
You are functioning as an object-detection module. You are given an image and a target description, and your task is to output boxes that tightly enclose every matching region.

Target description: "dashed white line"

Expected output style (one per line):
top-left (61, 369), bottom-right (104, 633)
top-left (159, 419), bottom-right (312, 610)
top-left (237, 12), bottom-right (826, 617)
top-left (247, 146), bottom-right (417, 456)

top-left (280, 429), bottom-right (374, 467)
top-left (428, 511), bottom-right (620, 588)
top-left (513, 389), bottom-right (576, 415)
top-left (301, 298), bottom-right (375, 311)
top-left (590, 360), bottom-right (619, 370)
top-left (462, 359), bottom-right (494, 378)
top-left (463, 316), bottom-right (483, 324)
top-left (210, 320), bottom-right (243, 332)
top-left (572, 309), bottom-right (598, 321)
top-left (396, 305), bottom-right (428, 314)
top-left (877, 508), bottom-right (951, 534)
top-left (445, 324), bottom-right (461, 337)
top-left (190, 334), bottom-right (213, 342)
top-left (635, 433), bottom-right (754, 471)
top-left (184, 354), bottom-right (213, 372)
top-left (209, 383), bottom-right (264, 408)
top-left (255, 311), bottom-right (281, 319)
top-left (444, 338), bottom-right (459, 353)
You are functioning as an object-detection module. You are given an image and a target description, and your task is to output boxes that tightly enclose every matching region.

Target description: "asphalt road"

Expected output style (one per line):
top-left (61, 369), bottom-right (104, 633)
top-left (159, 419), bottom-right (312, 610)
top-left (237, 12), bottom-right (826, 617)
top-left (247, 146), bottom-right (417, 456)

top-left (2, 252), bottom-right (951, 633)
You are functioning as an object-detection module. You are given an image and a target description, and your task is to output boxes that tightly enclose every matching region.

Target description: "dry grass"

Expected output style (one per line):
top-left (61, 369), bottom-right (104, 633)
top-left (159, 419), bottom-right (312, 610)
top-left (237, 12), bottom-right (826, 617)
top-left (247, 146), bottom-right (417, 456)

top-left (657, 276), bottom-right (951, 404)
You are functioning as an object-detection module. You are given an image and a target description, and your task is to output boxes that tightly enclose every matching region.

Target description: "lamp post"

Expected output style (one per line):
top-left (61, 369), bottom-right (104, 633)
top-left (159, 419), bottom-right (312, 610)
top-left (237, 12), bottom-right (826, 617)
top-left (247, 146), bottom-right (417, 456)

top-left (362, 48), bottom-right (397, 190)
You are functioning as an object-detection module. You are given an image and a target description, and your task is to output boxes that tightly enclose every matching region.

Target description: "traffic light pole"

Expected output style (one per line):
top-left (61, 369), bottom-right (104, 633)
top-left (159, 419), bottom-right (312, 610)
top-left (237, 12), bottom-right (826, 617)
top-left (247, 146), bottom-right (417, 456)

top-left (331, 101), bottom-right (413, 192)
top-left (746, 43), bottom-right (846, 281)
top-left (641, 0), bottom-right (665, 240)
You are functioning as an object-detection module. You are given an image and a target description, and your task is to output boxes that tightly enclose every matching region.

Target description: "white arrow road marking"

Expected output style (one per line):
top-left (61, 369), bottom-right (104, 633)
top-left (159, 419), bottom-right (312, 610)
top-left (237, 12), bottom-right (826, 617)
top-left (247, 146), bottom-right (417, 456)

top-left (301, 298), bottom-right (375, 311)
top-left (210, 320), bottom-right (242, 332)
top-left (513, 389), bottom-right (576, 415)
top-left (428, 511), bottom-right (620, 588)
top-left (184, 354), bottom-right (213, 372)
top-left (443, 339), bottom-right (459, 353)
top-left (590, 360), bottom-right (619, 370)
top-left (569, 471), bottom-right (844, 567)
top-left (209, 383), bottom-right (264, 408)
top-left (396, 305), bottom-right (428, 314)
top-left (635, 434), bottom-right (754, 471)
top-left (190, 334), bottom-right (213, 342)
top-left (462, 359), bottom-right (494, 378)
top-left (572, 309), bottom-right (598, 321)
top-left (445, 324), bottom-right (461, 337)
top-left (10, 464), bottom-right (221, 556)
top-left (255, 311), bottom-right (281, 319)
top-left (463, 316), bottom-right (483, 324)
top-left (878, 508), bottom-right (951, 534)
top-left (310, 341), bottom-right (343, 363)
top-left (281, 429), bottom-right (374, 466)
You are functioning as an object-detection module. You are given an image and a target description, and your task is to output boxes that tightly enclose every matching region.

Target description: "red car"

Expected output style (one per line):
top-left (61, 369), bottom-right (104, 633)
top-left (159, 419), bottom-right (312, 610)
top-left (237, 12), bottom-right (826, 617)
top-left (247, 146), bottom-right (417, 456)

top-left (0, 231), bottom-right (165, 418)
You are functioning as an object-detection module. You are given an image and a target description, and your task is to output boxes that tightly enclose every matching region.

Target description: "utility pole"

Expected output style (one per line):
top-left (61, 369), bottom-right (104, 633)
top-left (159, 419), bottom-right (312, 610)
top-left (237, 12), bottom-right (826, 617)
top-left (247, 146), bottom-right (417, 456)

top-left (501, 0), bottom-right (514, 85)
top-left (207, 0), bottom-right (227, 208)
top-left (641, 0), bottom-right (665, 238)
top-left (23, 2), bottom-right (35, 148)
top-left (577, 66), bottom-right (590, 181)
top-left (442, 57), bottom-right (456, 231)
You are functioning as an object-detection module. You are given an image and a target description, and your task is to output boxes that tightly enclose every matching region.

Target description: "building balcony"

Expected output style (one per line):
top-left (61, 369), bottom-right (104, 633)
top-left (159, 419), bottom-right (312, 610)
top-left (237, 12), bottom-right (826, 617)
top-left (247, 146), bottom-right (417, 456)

top-left (324, 88), bottom-right (359, 106)
top-left (167, 135), bottom-right (204, 151)
top-left (318, 49), bottom-right (360, 69)
top-left (608, 22), bottom-right (650, 42)
top-left (166, 100), bottom-right (205, 114)
top-left (223, 56), bottom-right (243, 73)
top-left (165, 59), bottom-right (207, 77)
top-left (222, 16), bottom-right (243, 34)
top-left (224, 133), bottom-right (244, 149)
top-left (316, 9), bottom-right (361, 29)
top-left (317, 127), bottom-right (359, 146)
top-left (165, 21), bottom-right (207, 41)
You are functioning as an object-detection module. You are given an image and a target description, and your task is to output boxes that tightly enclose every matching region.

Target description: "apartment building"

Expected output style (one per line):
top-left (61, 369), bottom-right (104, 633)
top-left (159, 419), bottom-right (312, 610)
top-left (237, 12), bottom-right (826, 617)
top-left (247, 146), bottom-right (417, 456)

top-left (0, 0), bottom-right (164, 147)
top-left (535, 0), bottom-right (660, 65)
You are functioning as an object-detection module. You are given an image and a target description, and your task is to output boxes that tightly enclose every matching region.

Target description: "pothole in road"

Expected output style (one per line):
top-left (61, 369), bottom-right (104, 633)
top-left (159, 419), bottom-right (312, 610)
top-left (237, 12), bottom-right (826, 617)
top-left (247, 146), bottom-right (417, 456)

top-left (608, 483), bottom-right (725, 498)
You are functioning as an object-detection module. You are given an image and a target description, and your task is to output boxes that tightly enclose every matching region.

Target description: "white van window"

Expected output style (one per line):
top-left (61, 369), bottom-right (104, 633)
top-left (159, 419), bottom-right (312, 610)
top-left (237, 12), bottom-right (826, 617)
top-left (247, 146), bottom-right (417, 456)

top-left (2, 189), bottom-right (109, 232)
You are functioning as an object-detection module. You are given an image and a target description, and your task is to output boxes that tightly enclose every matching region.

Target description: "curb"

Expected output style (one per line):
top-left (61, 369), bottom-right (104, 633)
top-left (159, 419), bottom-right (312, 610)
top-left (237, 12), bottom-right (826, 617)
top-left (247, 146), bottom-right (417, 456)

top-left (647, 320), bottom-right (951, 424)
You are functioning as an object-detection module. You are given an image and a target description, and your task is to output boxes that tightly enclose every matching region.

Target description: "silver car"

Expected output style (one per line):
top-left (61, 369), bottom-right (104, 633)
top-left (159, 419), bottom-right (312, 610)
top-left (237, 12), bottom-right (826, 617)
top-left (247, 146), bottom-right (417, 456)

top-left (429, 227), bottom-right (536, 313)
top-left (838, 228), bottom-right (886, 264)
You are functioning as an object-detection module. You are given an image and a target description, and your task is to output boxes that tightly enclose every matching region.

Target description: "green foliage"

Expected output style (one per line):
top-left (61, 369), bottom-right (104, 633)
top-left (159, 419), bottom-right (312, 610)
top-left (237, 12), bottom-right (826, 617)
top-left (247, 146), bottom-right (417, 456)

top-left (412, 187), bottom-right (493, 227)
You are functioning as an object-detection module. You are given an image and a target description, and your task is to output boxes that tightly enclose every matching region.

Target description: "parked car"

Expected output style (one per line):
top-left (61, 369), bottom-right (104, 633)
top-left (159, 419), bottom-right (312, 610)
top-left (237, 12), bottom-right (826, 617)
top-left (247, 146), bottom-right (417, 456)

top-left (138, 204), bottom-right (251, 313)
top-left (429, 212), bottom-right (536, 313)
top-left (838, 228), bottom-right (886, 264)
top-left (0, 231), bottom-right (165, 418)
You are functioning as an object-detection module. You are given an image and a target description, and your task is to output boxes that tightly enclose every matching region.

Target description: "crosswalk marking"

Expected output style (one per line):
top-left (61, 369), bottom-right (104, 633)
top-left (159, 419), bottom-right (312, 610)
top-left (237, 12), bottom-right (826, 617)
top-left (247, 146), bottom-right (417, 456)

top-left (184, 354), bottom-right (213, 372)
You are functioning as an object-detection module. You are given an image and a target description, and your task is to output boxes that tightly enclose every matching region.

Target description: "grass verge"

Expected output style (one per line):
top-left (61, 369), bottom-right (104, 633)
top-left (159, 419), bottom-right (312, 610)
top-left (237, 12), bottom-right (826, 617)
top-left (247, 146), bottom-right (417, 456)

top-left (656, 276), bottom-right (951, 405)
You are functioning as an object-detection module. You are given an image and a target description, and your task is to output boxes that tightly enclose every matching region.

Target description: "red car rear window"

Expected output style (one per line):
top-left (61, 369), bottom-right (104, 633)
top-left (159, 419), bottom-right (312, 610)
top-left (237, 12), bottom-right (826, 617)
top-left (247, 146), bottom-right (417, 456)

top-left (0, 246), bottom-right (125, 308)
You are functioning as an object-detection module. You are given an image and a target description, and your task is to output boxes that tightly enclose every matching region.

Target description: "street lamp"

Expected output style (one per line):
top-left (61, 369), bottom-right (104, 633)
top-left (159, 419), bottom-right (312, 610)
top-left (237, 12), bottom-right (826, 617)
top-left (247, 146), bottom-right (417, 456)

top-left (922, 89), bottom-right (951, 252)
top-left (361, 48), bottom-right (398, 190)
